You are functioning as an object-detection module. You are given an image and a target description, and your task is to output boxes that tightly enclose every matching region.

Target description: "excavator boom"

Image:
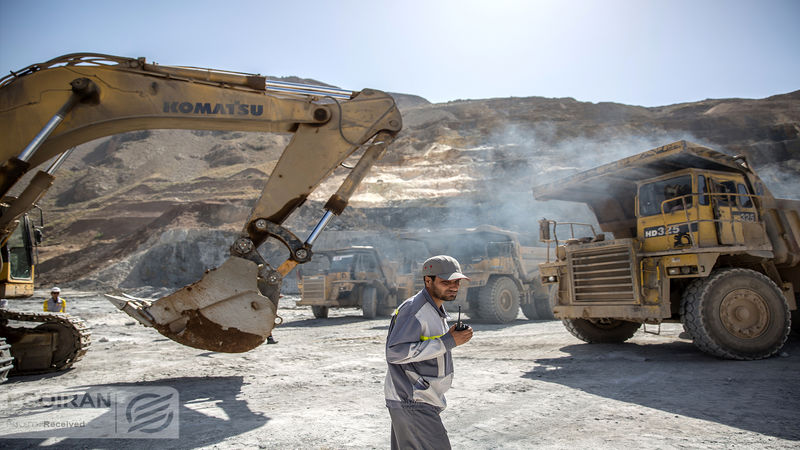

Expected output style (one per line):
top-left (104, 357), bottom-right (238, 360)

top-left (0, 53), bottom-right (402, 354)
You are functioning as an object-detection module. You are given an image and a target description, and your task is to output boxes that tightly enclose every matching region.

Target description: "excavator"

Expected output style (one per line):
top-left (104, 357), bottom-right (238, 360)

top-left (0, 53), bottom-right (402, 380)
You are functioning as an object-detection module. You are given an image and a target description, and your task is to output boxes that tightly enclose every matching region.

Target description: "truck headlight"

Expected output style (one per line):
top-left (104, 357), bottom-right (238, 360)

top-left (548, 276), bottom-right (557, 282)
top-left (667, 266), bottom-right (698, 276)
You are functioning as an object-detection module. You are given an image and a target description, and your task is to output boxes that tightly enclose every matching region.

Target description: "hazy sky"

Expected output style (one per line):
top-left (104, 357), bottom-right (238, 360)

top-left (1, 0), bottom-right (798, 106)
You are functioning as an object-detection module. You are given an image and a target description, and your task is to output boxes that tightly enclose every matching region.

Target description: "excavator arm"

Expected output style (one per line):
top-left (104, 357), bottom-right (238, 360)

top-left (0, 53), bottom-right (402, 353)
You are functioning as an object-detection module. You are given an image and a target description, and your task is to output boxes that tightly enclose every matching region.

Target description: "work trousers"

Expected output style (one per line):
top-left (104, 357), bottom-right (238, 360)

top-left (388, 405), bottom-right (451, 450)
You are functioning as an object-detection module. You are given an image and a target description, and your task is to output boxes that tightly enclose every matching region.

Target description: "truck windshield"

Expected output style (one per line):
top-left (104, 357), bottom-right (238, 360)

top-left (330, 254), bottom-right (355, 272)
top-left (439, 235), bottom-right (502, 263)
top-left (639, 175), bottom-right (693, 217)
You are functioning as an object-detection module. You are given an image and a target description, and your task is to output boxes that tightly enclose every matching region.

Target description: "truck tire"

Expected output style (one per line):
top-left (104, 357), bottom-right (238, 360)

top-left (378, 293), bottom-right (397, 316)
top-left (522, 282), bottom-right (544, 320)
top-left (0, 337), bottom-right (12, 383)
top-left (362, 287), bottom-right (378, 319)
top-left (311, 306), bottom-right (329, 319)
top-left (562, 318), bottom-right (641, 343)
top-left (521, 301), bottom-right (539, 320)
top-left (680, 268), bottom-right (790, 360)
top-left (535, 286), bottom-right (557, 320)
top-left (478, 277), bottom-right (520, 323)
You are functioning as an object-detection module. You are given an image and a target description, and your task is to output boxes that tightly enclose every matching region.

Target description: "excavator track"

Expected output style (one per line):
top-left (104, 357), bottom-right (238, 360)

top-left (0, 337), bottom-right (12, 382)
top-left (0, 309), bottom-right (91, 376)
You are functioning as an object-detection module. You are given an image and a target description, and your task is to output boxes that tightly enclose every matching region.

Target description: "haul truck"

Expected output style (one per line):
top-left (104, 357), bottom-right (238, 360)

top-left (534, 141), bottom-right (799, 360)
top-left (296, 246), bottom-right (415, 319)
top-left (401, 225), bottom-right (554, 323)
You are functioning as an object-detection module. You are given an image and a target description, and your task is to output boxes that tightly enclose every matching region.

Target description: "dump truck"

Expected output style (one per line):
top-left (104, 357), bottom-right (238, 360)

top-left (296, 246), bottom-right (415, 318)
top-left (534, 140), bottom-right (799, 360)
top-left (0, 52), bottom-right (401, 379)
top-left (400, 225), bottom-right (554, 323)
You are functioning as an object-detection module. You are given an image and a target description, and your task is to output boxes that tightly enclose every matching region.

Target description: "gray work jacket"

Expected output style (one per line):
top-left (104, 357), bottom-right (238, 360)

top-left (384, 289), bottom-right (456, 411)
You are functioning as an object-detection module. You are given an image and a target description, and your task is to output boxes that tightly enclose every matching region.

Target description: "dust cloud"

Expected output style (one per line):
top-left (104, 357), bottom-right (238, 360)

top-left (420, 125), bottom-right (716, 240)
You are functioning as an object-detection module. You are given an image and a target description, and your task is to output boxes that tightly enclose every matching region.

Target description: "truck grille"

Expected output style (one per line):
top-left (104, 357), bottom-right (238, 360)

top-left (301, 276), bottom-right (326, 301)
top-left (568, 246), bottom-right (636, 303)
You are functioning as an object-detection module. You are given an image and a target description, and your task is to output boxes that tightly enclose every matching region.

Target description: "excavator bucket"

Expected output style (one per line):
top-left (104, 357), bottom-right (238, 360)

top-left (106, 257), bottom-right (277, 353)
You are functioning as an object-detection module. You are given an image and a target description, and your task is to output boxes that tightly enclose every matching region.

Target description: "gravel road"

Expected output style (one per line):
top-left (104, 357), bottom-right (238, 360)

top-left (1, 290), bottom-right (798, 449)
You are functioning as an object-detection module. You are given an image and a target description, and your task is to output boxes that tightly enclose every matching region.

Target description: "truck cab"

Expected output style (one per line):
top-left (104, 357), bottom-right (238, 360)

top-left (637, 169), bottom-right (767, 252)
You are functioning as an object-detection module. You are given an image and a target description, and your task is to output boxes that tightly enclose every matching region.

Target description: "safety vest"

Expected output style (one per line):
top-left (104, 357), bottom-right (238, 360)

top-left (43, 297), bottom-right (66, 313)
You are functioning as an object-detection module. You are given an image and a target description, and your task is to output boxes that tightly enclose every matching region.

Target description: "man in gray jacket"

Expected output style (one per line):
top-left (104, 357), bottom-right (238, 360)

top-left (385, 255), bottom-right (474, 450)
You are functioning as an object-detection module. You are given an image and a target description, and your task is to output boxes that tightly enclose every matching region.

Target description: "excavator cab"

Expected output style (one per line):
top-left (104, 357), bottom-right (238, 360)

top-left (0, 212), bottom-right (38, 298)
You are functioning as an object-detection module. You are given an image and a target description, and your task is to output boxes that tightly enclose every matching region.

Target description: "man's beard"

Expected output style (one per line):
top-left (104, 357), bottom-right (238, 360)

top-left (431, 284), bottom-right (458, 301)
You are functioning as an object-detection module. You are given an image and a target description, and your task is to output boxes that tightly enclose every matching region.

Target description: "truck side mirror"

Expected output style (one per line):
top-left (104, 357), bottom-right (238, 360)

top-left (539, 219), bottom-right (551, 242)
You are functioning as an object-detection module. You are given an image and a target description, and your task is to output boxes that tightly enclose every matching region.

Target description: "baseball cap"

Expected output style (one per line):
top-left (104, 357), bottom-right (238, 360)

top-left (421, 255), bottom-right (469, 281)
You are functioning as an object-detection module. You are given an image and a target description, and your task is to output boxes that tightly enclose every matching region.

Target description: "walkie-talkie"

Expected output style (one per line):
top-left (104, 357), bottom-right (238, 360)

top-left (455, 305), bottom-right (468, 331)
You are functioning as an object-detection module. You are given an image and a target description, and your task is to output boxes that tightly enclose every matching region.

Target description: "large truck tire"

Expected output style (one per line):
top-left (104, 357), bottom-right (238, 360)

top-left (361, 287), bottom-right (378, 319)
top-left (311, 306), bottom-right (329, 319)
top-left (563, 318), bottom-right (641, 343)
top-left (478, 277), bottom-right (520, 323)
top-left (379, 291), bottom-right (397, 316)
top-left (681, 268), bottom-right (790, 360)
top-left (535, 286), bottom-right (557, 320)
top-left (522, 282), bottom-right (543, 320)
top-left (0, 337), bottom-right (12, 383)
top-left (521, 302), bottom-right (539, 320)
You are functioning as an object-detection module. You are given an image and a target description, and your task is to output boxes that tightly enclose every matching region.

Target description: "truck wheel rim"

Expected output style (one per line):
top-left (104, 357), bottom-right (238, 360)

top-left (500, 290), bottom-right (513, 310)
top-left (719, 288), bottom-right (769, 339)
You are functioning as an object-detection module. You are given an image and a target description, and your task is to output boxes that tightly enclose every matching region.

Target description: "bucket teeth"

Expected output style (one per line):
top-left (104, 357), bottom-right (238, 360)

top-left (104, 294), bottom-right (154, 326)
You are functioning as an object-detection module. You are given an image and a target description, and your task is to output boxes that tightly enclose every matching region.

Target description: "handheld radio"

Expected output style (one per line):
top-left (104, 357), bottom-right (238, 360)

top-left (455, 305), bottom-right (468, 331)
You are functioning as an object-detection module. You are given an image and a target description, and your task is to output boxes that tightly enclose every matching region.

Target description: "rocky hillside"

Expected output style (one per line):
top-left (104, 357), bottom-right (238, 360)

top-left (28, 89), bottom-right (800, 292)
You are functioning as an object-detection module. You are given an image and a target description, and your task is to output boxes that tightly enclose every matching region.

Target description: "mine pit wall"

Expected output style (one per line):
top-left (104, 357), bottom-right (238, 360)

top-left (75, 228), bottom-right (417, 296)
top-left (55, 197), bottom-right (574, 296)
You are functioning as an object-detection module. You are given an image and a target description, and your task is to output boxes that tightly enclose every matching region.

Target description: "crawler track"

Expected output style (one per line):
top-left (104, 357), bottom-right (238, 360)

top-left (0, 309), bottom-right (91, 375)
top-left (0, 337), bottom-right (12, 382)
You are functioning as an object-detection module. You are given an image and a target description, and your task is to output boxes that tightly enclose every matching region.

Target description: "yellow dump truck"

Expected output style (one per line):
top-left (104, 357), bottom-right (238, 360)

top-left (401, 225), bottom-right (554, 323)
top-left (297, 246), bottom-right (415, 319)
top-left (534, 141), bottom-right (799, 360)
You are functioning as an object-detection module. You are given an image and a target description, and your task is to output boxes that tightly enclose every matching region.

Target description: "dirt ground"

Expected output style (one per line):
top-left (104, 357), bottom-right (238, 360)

top-left (2, 289), bottom-right (799, 449)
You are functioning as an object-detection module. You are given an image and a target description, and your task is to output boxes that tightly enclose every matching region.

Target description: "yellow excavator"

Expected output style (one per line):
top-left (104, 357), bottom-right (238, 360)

top-left (0, 53), bottom-right (402, 380)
